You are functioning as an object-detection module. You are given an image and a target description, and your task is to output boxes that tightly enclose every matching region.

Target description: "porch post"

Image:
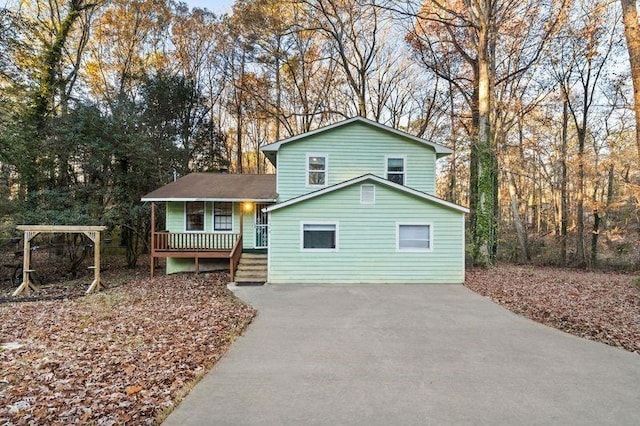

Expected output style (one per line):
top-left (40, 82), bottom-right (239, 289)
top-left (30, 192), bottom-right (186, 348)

top-left (238, 202), bottom-right (244, 245)
top-left (150, 202), bottom-right (156, 277)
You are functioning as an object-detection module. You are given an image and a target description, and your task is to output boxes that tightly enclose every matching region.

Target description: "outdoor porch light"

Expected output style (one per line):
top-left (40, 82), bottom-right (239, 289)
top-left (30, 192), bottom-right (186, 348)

top-left (242, 201), bottom-right (254, 213)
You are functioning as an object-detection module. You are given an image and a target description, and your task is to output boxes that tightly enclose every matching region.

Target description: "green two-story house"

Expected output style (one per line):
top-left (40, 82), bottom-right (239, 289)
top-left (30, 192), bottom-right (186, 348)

top-left (141, 117), bottom-right (469, 284)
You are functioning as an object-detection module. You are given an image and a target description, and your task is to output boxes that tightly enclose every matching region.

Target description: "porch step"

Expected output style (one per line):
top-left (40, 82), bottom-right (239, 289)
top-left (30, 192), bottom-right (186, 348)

top-left (239, 254), bottom-right (267, 262)
top-left (238, 259), bottom-right (267, 266)
top-left (237, 264), bottom-right (267, 272)
top-left (240, 253), bottom-right (267, 259)
top-left (234, 253), bottom-right (267, 285)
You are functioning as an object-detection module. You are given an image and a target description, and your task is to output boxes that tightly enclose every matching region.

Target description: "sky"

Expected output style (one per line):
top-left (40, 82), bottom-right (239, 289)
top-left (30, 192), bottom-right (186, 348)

top-left (182, 0), bottom-right (235, 15)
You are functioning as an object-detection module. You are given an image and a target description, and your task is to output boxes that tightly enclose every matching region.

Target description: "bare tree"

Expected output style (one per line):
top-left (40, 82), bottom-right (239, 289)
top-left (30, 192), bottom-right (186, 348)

top-left (405, 0), bottom-right (567, 264)
top-left (549, 0), bottom-right (620, 266)
top-left (296, 0), bottom-right (384, 118)
top-left (620, 0), bottom-right (640, 161)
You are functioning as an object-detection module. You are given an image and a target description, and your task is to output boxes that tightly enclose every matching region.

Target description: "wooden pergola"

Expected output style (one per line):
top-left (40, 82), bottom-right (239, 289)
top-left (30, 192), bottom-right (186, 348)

top-left (13, 225), bottom-right (107, 297)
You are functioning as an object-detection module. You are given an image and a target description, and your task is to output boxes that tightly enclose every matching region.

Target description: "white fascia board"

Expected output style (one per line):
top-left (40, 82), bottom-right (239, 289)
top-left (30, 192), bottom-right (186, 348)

top-left (141, 197), bottom-right (277, 202)
top-left (261, 117), bottom-right (360, 152)
top-left (265, 174), bottom-right (469, 214)
top-left (260, 117), bottom-right (452, 155)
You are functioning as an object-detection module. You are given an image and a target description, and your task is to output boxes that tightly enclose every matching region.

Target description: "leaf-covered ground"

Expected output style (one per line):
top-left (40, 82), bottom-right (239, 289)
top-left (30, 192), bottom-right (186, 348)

top-left (466, 264), bottom-right (640, 354)
top-left (0, 273), bottom-right (256, 425)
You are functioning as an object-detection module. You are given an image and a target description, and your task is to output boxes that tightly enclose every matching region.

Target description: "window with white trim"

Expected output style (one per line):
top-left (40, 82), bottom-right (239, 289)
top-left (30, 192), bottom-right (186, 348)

top-left (213, 202), bottom-right (233, 231)
top-left (386, 156), bottom-right (405, 185)
top-left (302, 223), bottom-right (337, 250)
top-left (307, 154), bottom-right (327, 186)
top-left (398, 224), bottom-right (431, 251)
top-left (186, 201), bottom-right (205, 231)
top-left (360, 184), bottom-right (375, 204)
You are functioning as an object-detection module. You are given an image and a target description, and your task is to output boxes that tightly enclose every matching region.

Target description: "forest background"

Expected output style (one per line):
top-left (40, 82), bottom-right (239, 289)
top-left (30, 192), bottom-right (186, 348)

top-left (1, 0), bottom-right (639, 270)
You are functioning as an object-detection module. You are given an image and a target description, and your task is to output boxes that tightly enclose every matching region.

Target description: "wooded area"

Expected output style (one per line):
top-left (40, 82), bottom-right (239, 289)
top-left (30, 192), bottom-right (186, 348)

top-left (1, 0), bottom-right (639, 269)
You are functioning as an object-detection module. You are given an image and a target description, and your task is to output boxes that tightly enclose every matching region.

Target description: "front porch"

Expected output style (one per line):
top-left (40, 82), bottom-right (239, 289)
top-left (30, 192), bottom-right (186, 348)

top-left (141, 173), bottom-right (277, 278)
top-left (148, 200), bottom-right (271, 280)
top-left (150, 230), bottom-right (243, 280)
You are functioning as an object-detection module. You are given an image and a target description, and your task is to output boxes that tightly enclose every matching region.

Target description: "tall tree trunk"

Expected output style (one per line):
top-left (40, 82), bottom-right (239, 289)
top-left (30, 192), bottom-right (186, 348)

top-left (35, 0), bottom-right (85, 122)
top-left (560, 98), bottom-right (569, 265)
top-left (621, 0), bottom-right (640, 161)
top-left (235, 48), bottom-right (246, 173)
top-left (469, 83), bottom-right (480, 263)
top-left (576, 128), bottom-right (586, 265)
top-left (235, 110), bottom-right (243, 173)
top-left (590, 204), bottom-right (600, 268)
top-left (606, 163), bottom-right (615, 227)
top-left (472, 28), bottom-right (497, 265)
top-left (447, 79), bottom-right (457, 203)
top-left (274, 37), bottom-right (282, 141)
top-left (507, 171), bottom-right (530, 263)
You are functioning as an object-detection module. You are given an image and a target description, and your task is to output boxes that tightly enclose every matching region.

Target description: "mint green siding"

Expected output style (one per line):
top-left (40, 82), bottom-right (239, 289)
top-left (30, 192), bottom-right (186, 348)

top-left (268, 182), bottom-right (465, 284)
top-left (276, 122), bottom-right (437, 200)
top-left (165, 201), bottom-right (256, 274)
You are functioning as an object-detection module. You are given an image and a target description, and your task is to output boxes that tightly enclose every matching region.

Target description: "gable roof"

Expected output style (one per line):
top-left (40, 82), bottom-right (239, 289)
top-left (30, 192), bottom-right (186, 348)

top-left (141, 173), bottom-right (277, 202)
top-left (260, 117), bottom-right (453, 162)
top-left (264, 174), bottom-right (469, 214)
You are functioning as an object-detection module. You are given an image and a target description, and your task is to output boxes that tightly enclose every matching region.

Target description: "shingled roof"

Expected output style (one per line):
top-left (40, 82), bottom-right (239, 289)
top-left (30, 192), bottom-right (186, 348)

top-left (141, 173), bottom-right (277, 202)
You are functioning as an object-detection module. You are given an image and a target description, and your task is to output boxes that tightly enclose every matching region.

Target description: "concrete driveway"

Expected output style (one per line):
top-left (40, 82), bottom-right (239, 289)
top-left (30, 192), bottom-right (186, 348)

top-left (163, 284), bottom-right (640, 425)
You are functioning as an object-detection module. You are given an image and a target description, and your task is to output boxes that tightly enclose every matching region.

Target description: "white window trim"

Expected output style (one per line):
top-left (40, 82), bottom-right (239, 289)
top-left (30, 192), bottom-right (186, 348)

top-left (385, 154), bottom-right (406, 185)
top-left (306, 153), bottom-right (329, 188)
top-left (300, 221), bottom-right (339, 252)
top-left (184, 201), bottom-right (206, 233)
top-left (360, 184), bottom-right (375, 204)
top-left (396, 222), bottom-right (433, 252)
top-left (212, 201), bottom-right (235, 233)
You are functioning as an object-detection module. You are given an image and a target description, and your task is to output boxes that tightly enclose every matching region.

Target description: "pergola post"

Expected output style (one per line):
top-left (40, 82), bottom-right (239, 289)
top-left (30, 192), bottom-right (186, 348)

top-left (12, 225), bottom-right (107, 297)
top-left (12, 231), bottom-right (39, 296)
top-left (85, 230), bottom-right (104, 294)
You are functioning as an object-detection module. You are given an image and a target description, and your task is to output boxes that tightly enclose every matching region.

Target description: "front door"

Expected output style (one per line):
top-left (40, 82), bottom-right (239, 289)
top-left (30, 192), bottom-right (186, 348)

top-left (255, 203), bottom-right (270, 248)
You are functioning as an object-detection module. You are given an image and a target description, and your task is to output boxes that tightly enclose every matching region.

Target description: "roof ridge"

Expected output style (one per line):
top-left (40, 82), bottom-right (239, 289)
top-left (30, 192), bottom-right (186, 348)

top-left (261, 116), bottom-right (453, 155)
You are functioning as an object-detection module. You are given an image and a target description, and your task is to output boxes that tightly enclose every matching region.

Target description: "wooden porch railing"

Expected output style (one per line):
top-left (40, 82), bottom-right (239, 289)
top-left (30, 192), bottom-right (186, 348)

top-left (153, 232), bottom-right (239, 252)
top-left (229, 235), bottom-right (243, 282)
top-left (150, 232), bottom-right (242, 277)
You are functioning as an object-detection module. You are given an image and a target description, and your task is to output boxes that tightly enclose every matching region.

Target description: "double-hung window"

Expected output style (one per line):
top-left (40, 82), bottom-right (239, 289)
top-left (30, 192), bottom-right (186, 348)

top-left (186, 201), bottom-right (205, 231)
top-left (213, 202), bottom-right (233, 231)
top-left (307, 154), bottom-right (327, 186)
top-left (302, 223), bottom-right (337, 251)
top-left (386, 156), bottom-right (405, 185)
top-left (397, 224), bottom-right (432, 251)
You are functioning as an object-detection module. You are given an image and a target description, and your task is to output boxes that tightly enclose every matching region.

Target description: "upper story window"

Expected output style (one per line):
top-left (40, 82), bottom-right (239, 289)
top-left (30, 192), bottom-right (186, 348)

top-left (214, 202), bottom-right (233, 231)
top-left (307, 154), bottom-right (327, 186)
top-left (386, 156), bottom-right (405, 185)
top-left (186, 201), bottom-right (205, 231)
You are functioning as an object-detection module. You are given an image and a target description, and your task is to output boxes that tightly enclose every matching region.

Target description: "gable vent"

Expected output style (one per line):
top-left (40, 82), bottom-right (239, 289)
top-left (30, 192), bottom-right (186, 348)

top-left (360, 184), bottom-right (375, 204)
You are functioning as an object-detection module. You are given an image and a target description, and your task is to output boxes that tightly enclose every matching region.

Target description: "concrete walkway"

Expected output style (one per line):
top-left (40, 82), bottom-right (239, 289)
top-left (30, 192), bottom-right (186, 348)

top-left (163, 285), bottom-right (640, 425)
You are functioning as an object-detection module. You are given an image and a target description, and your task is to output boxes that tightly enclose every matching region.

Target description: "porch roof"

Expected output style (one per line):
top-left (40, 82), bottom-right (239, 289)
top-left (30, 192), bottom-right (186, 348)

top-left (141, 173), bottom-right (277, 202)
